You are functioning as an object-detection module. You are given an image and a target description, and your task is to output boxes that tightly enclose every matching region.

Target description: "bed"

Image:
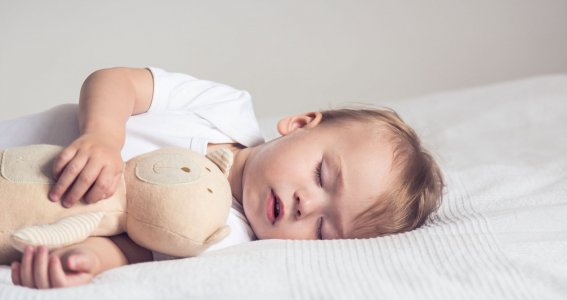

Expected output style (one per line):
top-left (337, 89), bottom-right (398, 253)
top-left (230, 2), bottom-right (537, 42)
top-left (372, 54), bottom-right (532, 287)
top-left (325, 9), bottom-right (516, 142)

top-left (0, 74), bottom-right (566, 299)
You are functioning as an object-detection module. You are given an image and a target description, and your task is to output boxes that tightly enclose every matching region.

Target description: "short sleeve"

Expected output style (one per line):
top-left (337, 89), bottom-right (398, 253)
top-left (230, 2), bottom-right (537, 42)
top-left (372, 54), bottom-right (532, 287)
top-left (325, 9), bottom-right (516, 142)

top-left (145, 67), bottom-right (264, 147)
top-left (147, 67), bottom-right (206, 113)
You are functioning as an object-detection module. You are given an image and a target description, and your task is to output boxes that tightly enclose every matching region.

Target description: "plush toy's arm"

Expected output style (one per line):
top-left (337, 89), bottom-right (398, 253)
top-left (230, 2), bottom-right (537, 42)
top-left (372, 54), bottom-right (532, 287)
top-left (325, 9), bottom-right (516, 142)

top-left (204, 225), bottom-right (231, 246)
top-left (10, 212), bottom-right (105, 252)
top-left (206, 148), bottom-right (233, 176)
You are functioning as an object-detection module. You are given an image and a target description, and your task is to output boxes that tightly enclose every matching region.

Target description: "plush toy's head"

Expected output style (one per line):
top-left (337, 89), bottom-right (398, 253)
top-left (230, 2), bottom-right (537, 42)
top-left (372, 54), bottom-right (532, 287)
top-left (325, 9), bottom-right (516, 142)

top-left (123, 147), bottom-right (233, 257)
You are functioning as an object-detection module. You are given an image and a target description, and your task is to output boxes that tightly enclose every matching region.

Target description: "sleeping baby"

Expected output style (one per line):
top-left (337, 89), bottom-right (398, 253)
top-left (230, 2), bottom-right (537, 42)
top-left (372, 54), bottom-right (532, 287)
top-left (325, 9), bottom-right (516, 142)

top-left (8, 67), bottom-right (444, 288)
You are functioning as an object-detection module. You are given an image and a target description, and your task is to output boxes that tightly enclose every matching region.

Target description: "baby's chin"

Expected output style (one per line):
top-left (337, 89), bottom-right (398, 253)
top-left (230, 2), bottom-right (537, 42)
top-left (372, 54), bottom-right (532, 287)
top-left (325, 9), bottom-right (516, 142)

top-left (250, 226), bottom-right (267, 240)
top-left (249, 225), bottom-right (275, 240)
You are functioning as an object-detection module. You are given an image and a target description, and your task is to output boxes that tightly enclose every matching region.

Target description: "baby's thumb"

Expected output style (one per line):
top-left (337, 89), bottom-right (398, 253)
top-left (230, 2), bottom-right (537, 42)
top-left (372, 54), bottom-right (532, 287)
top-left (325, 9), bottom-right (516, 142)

top-left (65, 253), bottom-right (96, 273)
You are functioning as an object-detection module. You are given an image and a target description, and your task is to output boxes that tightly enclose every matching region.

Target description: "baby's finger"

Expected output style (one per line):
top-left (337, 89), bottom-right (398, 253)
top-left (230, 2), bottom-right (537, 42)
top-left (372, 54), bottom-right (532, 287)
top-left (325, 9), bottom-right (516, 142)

top-left (49, 147), bottom-right (77, 202)
top-left (62, 160), bottom-right (102, 206)
top-left (48, 255), bottom-right (67, 288)
top-left (51, 155), bottom-right (89, 207)
top-left (51, 147), bottom-right (79, 188)
top-left (64, 272), bottom-right (93, 287)
top-left (33, 246), bottom-right (50, 289)
top-left (20, 246), bottom-right (36, 288)
top-left (11, 261), bottom-right (22, 286)
top-left (83, 167), bottom-right (120, 204)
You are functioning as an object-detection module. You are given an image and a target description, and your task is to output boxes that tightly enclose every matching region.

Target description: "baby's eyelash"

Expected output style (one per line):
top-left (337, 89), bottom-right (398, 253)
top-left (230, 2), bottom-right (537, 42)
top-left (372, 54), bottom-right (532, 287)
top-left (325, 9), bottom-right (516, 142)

top-left (314, 161), bottom-right (323, 186)
top-left (317, 216), bottom-right (324, 240)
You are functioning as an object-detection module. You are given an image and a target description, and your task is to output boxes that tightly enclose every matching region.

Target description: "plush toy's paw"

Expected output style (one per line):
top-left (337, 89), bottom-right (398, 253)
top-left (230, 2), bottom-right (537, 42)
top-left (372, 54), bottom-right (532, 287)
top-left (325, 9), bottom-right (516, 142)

top-left (206, 148), bottom-right (233, 176)
top-left (10, 212), bottom-right (105, 252)
top-left (204, 225), bottom-right (231, 246)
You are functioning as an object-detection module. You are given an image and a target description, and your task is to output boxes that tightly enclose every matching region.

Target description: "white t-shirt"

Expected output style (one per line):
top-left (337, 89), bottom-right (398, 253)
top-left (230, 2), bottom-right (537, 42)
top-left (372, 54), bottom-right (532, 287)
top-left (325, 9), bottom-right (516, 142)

top-left (0, 67), bottom-right (263, 259)
top-left (133, 67), bottom-right (263, 259)
top-left (122, 67), bottom-right (264, 160)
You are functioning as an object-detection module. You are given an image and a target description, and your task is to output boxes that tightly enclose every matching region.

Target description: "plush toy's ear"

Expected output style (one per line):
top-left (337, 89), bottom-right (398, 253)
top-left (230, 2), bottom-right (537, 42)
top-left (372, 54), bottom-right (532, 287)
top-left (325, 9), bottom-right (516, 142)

top-left (204, 225), bottom-right (231, 246)
top-left (206, 148), bottom-right (234, 176)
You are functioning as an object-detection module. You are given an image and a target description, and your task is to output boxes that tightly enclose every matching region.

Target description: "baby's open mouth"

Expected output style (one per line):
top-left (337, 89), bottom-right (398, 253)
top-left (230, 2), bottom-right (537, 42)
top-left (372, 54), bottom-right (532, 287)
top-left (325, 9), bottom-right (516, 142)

top-left (274, 194), bottom-right (280, 219)
top-left (271, 190), bottom-right (283, 223)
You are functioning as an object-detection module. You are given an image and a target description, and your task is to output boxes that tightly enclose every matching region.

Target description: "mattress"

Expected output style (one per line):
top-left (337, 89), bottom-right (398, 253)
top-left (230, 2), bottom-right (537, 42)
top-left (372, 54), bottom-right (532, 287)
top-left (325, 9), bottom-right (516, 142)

top-left (0, 74), bottom-right (566, 299)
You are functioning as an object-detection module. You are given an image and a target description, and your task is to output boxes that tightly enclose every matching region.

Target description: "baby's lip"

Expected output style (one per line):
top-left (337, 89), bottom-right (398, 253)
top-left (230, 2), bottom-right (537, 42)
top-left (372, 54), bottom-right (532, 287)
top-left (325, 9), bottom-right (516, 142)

top-left (267, 189), bottom-right (276, 224)
top-left (266, 189), bottom-right (284, 225)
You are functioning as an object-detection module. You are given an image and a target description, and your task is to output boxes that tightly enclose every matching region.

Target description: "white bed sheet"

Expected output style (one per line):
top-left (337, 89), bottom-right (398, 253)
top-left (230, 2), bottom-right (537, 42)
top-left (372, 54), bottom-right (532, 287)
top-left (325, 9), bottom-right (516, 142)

top-left (0, 75), bottom-right (566, 299)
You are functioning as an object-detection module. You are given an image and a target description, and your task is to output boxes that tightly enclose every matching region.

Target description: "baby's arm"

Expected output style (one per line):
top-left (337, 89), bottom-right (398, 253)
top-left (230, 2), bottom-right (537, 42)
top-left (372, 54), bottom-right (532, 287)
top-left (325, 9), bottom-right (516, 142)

top-left (49, 68), bottom-right (154, 207)
top-left (10, 234), bottom-right (152, 289)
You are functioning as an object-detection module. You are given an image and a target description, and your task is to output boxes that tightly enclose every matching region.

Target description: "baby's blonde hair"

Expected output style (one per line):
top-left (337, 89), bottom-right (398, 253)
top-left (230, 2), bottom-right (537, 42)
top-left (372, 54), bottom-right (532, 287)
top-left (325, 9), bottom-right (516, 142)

top-left (320, 107), bottom-right (444, 238)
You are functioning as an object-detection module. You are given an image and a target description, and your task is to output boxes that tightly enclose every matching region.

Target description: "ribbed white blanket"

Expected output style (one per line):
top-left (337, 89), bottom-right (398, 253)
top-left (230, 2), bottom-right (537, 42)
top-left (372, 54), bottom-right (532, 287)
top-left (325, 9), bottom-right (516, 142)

top-left (0, 75), bottom-right (566, 299)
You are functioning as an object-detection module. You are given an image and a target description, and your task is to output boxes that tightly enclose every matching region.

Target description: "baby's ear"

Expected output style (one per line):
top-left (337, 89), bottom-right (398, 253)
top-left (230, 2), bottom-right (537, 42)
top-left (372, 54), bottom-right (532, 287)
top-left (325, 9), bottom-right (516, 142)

top-left (277, 112), bottom-right (323, 135)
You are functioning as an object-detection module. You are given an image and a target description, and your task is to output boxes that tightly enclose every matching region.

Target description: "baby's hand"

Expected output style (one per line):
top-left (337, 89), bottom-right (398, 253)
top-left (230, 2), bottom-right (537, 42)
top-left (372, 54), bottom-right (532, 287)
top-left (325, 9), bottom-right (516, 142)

top-left (49, 133), bottom-right (124, 207)
top-left (11, 246), bottom-right (100, 289)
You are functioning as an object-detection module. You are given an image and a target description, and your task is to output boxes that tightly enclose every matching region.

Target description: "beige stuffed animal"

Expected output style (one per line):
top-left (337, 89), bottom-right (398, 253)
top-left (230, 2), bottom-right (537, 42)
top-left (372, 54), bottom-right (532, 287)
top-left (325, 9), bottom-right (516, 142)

top-left (0, 144), bottom-right (233, 265)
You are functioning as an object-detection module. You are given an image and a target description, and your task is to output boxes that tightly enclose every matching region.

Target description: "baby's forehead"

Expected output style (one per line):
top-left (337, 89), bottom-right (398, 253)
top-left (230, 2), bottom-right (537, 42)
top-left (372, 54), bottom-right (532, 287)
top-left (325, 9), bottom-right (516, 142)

top-left (323, 117), bottom-right (393, 133)
top-left (320, 120), bottom-right (397, 149)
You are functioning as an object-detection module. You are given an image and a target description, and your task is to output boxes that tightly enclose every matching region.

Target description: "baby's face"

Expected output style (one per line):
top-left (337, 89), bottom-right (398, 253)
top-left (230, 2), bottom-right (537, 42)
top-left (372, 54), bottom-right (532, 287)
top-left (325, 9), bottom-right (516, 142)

top-left (241, 118), bottom-right (396, 240)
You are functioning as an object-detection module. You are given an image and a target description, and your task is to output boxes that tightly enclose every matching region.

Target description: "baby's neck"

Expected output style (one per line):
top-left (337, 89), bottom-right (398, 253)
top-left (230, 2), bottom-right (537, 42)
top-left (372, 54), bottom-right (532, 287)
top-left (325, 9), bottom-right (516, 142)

top-left (226, 146), bottom-right (251, 206)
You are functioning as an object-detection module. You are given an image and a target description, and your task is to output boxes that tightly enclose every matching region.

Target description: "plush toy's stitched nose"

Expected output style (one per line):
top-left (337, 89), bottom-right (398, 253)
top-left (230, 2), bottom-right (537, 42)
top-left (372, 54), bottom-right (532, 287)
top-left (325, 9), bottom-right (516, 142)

top-left (136, 154), bottom-right (201, 184)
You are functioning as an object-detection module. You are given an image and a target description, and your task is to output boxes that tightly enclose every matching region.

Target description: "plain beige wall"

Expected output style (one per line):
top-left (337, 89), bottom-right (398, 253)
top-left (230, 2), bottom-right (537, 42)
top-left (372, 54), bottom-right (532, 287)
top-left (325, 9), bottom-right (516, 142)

top-left (1, 0), bottom-right (567, 120)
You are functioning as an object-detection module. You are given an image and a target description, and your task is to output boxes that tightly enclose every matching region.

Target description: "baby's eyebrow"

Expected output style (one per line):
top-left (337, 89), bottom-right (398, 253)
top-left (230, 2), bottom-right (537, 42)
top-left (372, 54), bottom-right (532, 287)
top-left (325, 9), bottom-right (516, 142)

top-left (328, 153), bottom-right (344, 193)
top-left (327, 153), bottom-right (345, 239)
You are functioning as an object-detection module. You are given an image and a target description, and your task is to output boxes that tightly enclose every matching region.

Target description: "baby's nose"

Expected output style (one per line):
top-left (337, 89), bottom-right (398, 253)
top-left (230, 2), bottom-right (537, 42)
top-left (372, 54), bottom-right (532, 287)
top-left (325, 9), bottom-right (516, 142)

top-left (294, 193), bottom-right (323, 218)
